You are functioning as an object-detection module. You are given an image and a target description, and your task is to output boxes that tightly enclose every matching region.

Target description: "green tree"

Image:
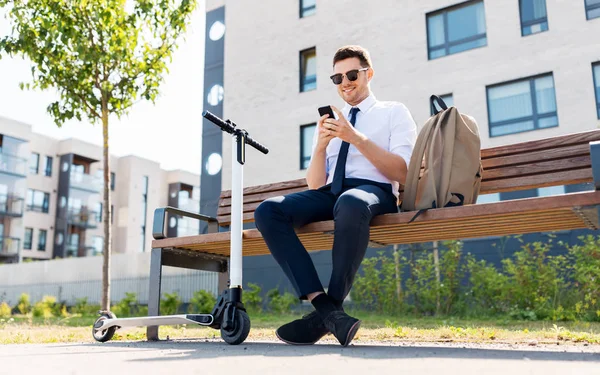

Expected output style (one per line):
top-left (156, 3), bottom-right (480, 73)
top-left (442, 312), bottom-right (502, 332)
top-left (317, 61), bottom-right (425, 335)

top-left (0, 0), bottom-right (197, 310)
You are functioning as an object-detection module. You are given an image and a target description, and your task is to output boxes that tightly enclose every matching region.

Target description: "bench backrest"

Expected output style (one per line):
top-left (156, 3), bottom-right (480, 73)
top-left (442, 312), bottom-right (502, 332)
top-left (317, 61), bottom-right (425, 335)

top-left (217, 130), bottom-right (600, 226)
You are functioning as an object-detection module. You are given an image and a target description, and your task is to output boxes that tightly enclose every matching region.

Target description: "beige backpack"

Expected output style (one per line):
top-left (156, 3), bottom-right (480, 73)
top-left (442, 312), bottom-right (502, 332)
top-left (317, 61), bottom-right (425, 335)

top-left (401, 95), bottom-right (483, 219)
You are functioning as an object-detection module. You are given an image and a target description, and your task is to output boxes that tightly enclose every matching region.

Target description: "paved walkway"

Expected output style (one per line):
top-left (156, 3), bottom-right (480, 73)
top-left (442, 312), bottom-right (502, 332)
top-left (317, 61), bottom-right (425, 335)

top-left (2, 340), bottom-right (600, 375)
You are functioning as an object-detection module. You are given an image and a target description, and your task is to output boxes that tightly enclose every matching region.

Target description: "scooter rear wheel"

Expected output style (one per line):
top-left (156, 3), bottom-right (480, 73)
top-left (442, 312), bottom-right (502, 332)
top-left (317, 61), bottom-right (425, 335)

top-left (92, 311), bottom-right (117, 342)
top-left (220, 310), bottom-right (250, 345)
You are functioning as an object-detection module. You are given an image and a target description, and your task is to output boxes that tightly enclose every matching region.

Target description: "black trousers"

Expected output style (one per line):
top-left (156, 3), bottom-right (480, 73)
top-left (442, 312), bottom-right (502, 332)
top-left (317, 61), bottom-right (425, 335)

top-left (254, 178), bottom-right (398, 304)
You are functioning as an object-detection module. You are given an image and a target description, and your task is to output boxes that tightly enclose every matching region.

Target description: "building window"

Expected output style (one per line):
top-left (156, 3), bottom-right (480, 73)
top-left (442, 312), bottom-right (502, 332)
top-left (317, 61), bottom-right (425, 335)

top-left (519, 0), bottom-right (548, 36)
top-left (37, 229), bottom-right (47, 251)
top-left (29, 152), bottom-right (40, 174)
top-left (300, 124), bottom-right (316, 170)
top-left (27, 189), bottom-right (50, 213)
top-left (594, 63), bottom-right (600, 119)
top-left (93, 236), bottom-right (103, 255)
top-left (431, 94), bottom-right (454, 115)
top-left (427, 0), bottom-right (487, 60)
top-left (140, 176), bottom-right (149, 252)
top-left (586, 0), bottom-right (600, 20)
top-left (300, 47), bottom-right (317, 92)
top-left (487, 73), bottom-right (558, 137)
top-left (110, 172), bottom-right (116, 191)
top-left (300, 0), bottom-right (316, 18)
top-left (24, 228), bottom-right (33, 250)
top-left (96, 202), bottom-right (103, 223)
top-left (44, 156), bottom-right (53, 177)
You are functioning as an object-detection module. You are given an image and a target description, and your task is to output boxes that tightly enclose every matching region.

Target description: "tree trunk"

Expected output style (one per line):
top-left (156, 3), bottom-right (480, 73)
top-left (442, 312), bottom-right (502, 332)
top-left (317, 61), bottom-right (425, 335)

top-left (393, 244), bottom-right (402, 300)
top-left (433, 241), bottom-right (441, 315)
top-left (101, 96), bottom-right (112, 311)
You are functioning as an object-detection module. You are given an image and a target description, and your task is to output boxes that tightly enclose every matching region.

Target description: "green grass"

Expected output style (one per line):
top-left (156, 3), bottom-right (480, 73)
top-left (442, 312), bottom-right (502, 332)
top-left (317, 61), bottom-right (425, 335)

top-left (2, 312), bottom-right (600, 345)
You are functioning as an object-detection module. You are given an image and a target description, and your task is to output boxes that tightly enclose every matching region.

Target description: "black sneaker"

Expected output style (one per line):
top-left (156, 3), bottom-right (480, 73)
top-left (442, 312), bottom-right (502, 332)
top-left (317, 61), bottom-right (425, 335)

top-left (322, 310), bottom-right (361, 347)
top-left (275, 310), bottom-right (329, 345)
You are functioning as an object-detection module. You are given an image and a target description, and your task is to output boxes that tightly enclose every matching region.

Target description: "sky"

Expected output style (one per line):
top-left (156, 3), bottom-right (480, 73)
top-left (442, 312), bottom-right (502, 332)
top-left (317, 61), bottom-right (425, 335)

top-left (0, 3), bottom-right (206, 175)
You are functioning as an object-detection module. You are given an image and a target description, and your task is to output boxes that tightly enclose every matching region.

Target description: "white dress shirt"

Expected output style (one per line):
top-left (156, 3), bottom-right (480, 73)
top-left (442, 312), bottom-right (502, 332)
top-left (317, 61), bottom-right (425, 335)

top-left (310, 92), bottom-right (417, 197)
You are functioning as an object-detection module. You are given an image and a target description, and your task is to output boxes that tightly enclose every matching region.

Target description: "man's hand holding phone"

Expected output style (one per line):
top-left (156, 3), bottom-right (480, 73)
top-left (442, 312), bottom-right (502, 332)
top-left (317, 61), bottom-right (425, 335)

top-left (315, 106), bottom-right (336, 152)
top-left (318, 105), bottom-right (364, 147)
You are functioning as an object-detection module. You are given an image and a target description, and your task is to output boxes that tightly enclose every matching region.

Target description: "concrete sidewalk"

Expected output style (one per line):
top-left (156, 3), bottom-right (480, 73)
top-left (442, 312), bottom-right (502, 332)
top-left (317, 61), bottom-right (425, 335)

top-left (2, 340), bottom-right (599, 375)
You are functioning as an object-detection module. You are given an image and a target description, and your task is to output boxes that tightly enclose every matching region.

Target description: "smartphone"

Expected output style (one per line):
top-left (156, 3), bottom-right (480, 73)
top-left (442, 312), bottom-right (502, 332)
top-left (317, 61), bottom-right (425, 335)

top-left (318, 105), bottom-right (335, 119)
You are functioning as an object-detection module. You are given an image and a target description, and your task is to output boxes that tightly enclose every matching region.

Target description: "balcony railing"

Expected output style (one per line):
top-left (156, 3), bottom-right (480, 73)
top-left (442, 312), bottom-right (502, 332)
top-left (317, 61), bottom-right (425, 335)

top-left (0, 235), bottom-right (20, 257)
top-left (0, 152), bottom-right (27, 176)
top-left (65, 244), bottom-right (98, 258)
top-left (70, 171), bottom-right (102, 192)
top-left (67, 209), bottom-right (100, 229)
top-left (0, 194), bottom-right (24, 217)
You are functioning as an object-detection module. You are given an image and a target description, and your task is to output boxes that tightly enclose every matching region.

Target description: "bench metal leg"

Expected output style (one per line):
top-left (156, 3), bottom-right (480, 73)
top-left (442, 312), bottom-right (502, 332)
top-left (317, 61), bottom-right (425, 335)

top-left (147, 248), bottom-right (163, 341)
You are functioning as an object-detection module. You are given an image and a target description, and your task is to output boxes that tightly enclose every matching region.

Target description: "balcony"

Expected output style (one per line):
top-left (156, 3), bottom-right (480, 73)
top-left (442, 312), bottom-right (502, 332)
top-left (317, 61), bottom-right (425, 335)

top-left (0, 194), bottom-right (24, 217)
top-left (0, 152), bottom-right (27, 177)
top-left (65, 243), bottom-right (98, 258)
top-left (70, 171), bottom-right (102, 193)
top-left (67, 208), bottom-right (100, 229)
top-left (0, 235), bottom-right (20, 257)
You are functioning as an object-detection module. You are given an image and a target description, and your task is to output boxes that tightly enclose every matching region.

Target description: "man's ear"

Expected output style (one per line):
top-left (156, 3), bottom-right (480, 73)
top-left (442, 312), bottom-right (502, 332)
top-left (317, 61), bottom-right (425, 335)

top-left (367, 67), bottom-right (374, 82)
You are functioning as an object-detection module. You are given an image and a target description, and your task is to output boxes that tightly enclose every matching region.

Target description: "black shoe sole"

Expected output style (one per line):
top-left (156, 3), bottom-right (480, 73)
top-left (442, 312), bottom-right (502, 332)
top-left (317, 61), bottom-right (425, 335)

top-left (342, 320), bottom-right (361, 347)
top-left (275, 329), bottom-right (325, 346)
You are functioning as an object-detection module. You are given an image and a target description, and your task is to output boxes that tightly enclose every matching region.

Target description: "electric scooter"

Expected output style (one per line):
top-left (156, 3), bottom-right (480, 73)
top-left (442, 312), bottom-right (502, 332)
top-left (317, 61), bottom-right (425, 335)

top-left (91, 111), bottom-right (269, 345)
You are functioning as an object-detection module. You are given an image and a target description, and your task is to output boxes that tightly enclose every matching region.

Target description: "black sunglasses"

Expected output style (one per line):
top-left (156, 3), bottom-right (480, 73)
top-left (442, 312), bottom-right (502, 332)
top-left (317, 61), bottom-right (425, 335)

top-left (329, 67), bottom-right (369, 85)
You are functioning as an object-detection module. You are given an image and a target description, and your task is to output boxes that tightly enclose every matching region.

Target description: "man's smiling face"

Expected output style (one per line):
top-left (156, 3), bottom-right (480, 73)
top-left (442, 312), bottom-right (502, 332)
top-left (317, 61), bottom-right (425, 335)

top-left (333, 57), bottom-right (372, 106)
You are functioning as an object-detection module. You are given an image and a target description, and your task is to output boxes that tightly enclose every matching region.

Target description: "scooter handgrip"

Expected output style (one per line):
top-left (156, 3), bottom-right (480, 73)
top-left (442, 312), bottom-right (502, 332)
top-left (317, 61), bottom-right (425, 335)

top-left (246, 136), bottom-right (269, 154)
top-left (203, 111), bottom-right (235, 133)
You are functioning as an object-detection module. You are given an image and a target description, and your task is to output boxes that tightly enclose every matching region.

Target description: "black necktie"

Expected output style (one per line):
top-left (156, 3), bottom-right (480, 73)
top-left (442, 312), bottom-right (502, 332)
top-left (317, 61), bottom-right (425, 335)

top-left (331, 107), bottom-right (360, 195)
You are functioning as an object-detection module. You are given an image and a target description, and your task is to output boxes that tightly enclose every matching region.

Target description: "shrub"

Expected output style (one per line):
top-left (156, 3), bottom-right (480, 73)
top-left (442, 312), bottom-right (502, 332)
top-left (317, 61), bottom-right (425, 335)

top-left (465, 256), bottom-right (509, 315)
top-left (160, 292), bottom-right (181, 315)
top-left (351, 250), bottom-right (404, 314)
top-left (0, 302), bottom-right (11, 318)
top-left (267, 288), bottom-right (298, 314)
top-left (566, 235), bottom-right (600, 321)
top-left (111, 292), bottom-right (138, 317)
top-left (32, 296), bottom-right (57, 318)
top-left (244, 283), bottom-right (263, 313)
top-left (17, 293), bottom-right (31, 315)
top-left (189, 290), bottom-right (216, 313)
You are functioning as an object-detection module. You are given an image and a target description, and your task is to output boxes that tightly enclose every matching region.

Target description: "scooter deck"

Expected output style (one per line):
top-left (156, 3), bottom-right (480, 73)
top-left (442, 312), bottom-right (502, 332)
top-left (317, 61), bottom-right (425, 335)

top-left (94, 314), bottom-right (214, 330)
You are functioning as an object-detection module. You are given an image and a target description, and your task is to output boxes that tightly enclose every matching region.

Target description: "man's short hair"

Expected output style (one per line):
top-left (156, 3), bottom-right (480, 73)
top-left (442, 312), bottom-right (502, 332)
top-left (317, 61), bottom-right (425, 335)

top-left (332, 45), bottom-right (372, 68)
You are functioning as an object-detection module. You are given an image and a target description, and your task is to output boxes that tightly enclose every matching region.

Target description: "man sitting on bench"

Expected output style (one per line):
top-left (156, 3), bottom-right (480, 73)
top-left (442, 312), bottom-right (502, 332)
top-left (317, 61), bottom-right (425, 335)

top-left (254, 45), bottom-right (417, 347)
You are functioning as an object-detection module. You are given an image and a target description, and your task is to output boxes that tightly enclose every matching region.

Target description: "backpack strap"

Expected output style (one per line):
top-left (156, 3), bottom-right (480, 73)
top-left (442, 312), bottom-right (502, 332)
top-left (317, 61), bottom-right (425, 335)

top-left (430, 95), bottom-right (448, 116)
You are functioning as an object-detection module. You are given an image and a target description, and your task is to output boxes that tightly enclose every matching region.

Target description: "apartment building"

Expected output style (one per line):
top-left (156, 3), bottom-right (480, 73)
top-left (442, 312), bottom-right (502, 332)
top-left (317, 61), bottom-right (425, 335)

top-left (0, 116), bottom-right (201, 264)
top-left (202, 0), bottom-right (600, 192)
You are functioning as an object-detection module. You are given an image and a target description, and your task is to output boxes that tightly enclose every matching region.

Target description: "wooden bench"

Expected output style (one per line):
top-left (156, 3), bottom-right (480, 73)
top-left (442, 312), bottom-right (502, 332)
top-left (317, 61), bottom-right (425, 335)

top-left (146, 129), bottom-right (600, 340)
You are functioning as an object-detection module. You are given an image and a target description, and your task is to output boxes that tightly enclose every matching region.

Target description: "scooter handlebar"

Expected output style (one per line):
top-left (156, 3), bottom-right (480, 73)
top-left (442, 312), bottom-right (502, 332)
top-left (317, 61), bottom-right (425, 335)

top-left (203, 111), bottom-right (269, 154)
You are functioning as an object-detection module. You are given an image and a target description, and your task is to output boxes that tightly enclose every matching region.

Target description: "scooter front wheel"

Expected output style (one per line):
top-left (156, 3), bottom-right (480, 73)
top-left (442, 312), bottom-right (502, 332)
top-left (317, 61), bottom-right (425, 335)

top-left (220, 310), bottom-right (250, 345)
top-left (92, 311), bottom-right (117, 342)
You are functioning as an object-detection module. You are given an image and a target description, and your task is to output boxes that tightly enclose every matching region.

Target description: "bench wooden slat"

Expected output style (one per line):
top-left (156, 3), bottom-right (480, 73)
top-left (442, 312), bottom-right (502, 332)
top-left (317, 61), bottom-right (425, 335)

top-left (480, 168), bottom-right (591, 194)
top-left (482, 155), bottom-right (590, 180)
top-left (480, 130), bottom-right (600, 158)
top-left (219, 186), bottom-right (307, 208)
top-left (482, 143), bottom-right (590, 170)
top-left (220, 178), bottom-right (306, 199)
